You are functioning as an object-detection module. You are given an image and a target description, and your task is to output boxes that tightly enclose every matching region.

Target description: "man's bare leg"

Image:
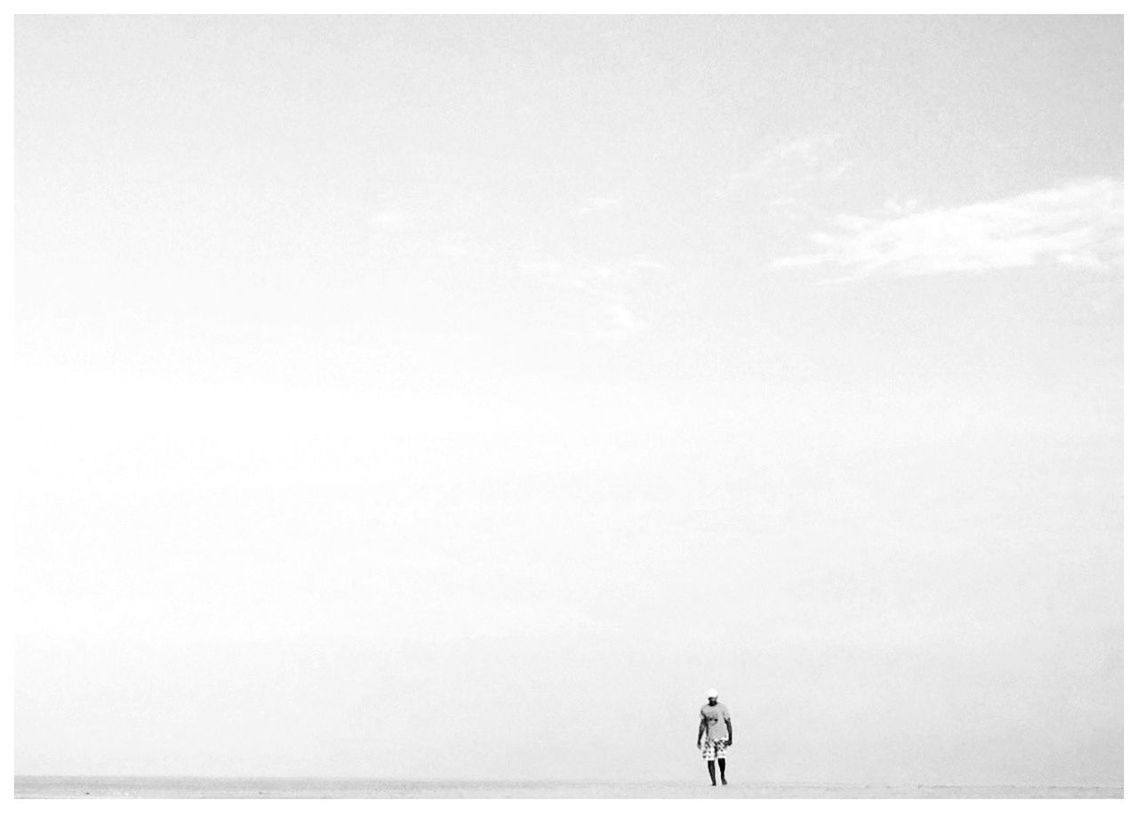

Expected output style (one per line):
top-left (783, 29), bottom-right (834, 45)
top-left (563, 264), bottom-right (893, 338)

top-left (718, 758), bottom-right (727, 785)
top-left (706, 760), bottom-right (717, 785)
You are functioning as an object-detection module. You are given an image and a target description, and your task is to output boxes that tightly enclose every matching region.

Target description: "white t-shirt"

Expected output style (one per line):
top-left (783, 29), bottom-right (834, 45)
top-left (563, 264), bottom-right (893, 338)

top-left (701, 702), bottom-right (731, 741)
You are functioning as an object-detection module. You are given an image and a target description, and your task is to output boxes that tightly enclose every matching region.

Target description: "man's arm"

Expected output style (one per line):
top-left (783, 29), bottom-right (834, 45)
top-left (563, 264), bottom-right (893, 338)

top-left (726, 717), bottom-right (733, 746)
top-left (696, 716), bottom-right (706, 747)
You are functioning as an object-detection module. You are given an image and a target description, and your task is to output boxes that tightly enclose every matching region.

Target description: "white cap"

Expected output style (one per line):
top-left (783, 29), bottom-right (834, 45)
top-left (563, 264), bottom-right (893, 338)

top-left (707, 688), bottom-right (718, 698)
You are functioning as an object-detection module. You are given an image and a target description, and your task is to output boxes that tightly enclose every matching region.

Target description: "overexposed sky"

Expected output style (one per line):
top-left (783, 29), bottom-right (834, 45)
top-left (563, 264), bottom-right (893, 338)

top-left (15, 15), bottom-right (1122, 785)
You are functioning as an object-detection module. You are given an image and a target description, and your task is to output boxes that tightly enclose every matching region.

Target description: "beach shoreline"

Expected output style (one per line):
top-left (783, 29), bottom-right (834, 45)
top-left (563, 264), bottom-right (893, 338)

top-left (14, 776), bottom-right (1123, 799)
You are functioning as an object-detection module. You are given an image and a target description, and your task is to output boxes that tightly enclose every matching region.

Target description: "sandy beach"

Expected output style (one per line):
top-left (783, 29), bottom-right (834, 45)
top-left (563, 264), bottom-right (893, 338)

top-left (14, 776), bottom-right (1123, 799)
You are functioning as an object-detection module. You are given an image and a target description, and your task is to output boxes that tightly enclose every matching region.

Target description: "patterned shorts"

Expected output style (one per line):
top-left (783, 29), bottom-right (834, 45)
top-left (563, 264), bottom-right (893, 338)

top-left (701, 738), bottom-right (730, 760)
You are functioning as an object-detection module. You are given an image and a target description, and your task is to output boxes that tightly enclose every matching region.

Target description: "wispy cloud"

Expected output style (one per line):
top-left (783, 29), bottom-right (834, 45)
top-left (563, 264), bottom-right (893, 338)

top-left (573, 257), bottom-right (663, 341)
top-left (521, 254), bottom-right (670, 341)
top-left (368, 205), bottom-right (492, 262)
top-left (772, 178), bottom-right (1123, 283)
top-left (575, 196), bottom-right (622, 217)
top-left (595, 303), bottom-right (649, 341)
top-left (370, 208), bottom-right (413, 230)
top-left (717, 134), bottom-right (843, 198)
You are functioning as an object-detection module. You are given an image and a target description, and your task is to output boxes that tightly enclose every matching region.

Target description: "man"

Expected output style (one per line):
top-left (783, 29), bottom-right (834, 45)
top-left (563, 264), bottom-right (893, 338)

top-left (697, 688), bottom-right (732, 786)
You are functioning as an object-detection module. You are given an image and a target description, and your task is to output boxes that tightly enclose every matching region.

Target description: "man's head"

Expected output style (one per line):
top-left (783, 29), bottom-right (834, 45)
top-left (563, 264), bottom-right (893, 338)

top-left (707, 688), bottom-right (719, 705)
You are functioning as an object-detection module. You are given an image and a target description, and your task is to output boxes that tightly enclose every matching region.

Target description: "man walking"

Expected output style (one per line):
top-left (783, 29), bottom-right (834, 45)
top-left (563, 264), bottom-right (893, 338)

top-left (697, 688), bottom-right (732, 786)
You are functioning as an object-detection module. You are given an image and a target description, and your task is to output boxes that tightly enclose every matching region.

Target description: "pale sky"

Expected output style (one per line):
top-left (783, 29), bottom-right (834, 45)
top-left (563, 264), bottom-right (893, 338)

top-left (15, 15), bottom-right (1122, 786)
